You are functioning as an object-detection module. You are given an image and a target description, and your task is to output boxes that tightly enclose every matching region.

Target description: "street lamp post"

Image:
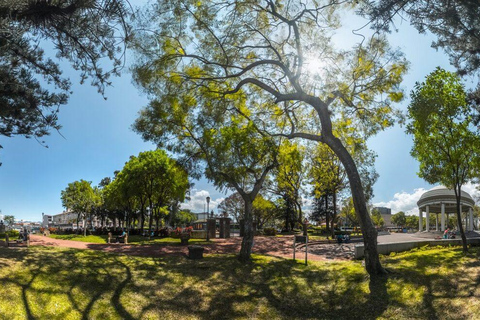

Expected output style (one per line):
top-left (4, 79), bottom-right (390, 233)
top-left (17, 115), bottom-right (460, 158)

top-left (206, 196), bottom-right (211, 241)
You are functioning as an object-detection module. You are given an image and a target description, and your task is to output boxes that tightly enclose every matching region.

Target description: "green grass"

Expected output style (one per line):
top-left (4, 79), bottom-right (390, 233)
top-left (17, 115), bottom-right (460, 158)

top-left (0, 245), bottom-right (480, 319)
top-left (49, 234), bottom-right (210, 245)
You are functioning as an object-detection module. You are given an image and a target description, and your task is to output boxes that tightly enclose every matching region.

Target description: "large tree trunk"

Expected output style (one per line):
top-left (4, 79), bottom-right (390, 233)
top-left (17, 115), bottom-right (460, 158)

top-left (148, 203), bottom-right (154, 235)
top-left (239, 198), bottom-right (254, 262)
top-left (140, 208), bottom-right (145, 233)
top-left (83, 215), bottom-right (87, 236)
top-left (331, 191), bottom-right (337, 239)
top-left (309, 96), bottom-right (384, 276)
top-left (325, 194), bottom-right (330, 233)
top-left (284, 195), bottom-right (290, 231)
top-left (324, 134), bottom-right (385, 275)
top-left (454, 186), bottom-right (468, 252)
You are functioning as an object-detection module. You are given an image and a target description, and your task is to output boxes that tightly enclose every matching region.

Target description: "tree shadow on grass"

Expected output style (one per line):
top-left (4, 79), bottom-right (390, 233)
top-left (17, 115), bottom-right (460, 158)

top-left (1, 246), bottom-right (479, 319)
top-left (0, 247), bottom-right (139, 319)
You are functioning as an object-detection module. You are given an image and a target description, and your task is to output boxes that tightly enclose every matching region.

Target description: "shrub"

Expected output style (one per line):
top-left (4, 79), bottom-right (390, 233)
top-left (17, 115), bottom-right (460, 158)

top-left (263, 228), bottom-right (277, 236)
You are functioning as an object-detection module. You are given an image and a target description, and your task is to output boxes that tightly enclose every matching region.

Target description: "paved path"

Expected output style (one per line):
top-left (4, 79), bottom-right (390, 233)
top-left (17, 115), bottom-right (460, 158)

top-left (25, 233), bottom-right (451, 261)
top-left (28, 235), bottom-right (355, 261)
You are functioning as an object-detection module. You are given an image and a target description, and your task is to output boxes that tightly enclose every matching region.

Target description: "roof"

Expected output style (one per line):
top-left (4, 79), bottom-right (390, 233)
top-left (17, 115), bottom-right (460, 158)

top-left (417, 186), bottom-right (475, 213)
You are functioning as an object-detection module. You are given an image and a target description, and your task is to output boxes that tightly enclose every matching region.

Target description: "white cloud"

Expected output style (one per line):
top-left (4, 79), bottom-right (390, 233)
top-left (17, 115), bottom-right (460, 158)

top-left (373, 182), bottom-right (480, 216)
top-left (180, 189), bottom-right (225, 213)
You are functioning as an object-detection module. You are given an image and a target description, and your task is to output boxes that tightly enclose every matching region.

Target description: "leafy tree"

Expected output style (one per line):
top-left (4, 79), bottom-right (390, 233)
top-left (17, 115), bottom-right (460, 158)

top-left (272, 141), bottom-right (305, 231)
top-left (132, 0), bottom-right (408, 275)
top-left (111, 150), bottom-right (190, 232)
top-left (371, 208), bottom-right (385, 228)
top-left (252, 195), bottom-right (278, 229)
top-left (407, 68), bottom-right (480, 252)
top-left (219, 192), bottom-right (278, 229)
top-left (310, 122), bottom-right (378, 237)
top-left (218, 193), bottom-right (245, 223)
top-left (61, 180), bottom-right (99, 236)
top-left (172, 209), bottom-right (196, 227)
top-left (405, 215), bottom-right (419, 230)
top-left (0, 0), bottom-right (130, 152)
top-left (340, 197), bottom-right (360, 227)
top-left (3, 215), bottom-right (15, 226)
top-left (135, 106), bottom-right (280, 261)
top-left (362, 0), bottom-right (480, 125)
top-left (363, 0), bottom-right (479, 77)
top-left (311, 192), bottom-right (334, 229)
top-left (391, 211), bottom-right (406, 227)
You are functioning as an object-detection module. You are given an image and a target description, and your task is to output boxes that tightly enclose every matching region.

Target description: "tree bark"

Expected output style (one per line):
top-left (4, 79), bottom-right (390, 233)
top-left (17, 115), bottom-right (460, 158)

top-left (148, 202), bottom-right (154, 235)
top-left (306, 96), bottom-right (385, 276)
top-left (331, 191), bottom-right (337, 239)
top-left (325, 134), bottom-right (385, 275)
top-left (454, 186), bottom-right (468, 253)
top-left (239, 198), bottom-right (254, 262)
top-left (325, 194), bottom-right (330, 233)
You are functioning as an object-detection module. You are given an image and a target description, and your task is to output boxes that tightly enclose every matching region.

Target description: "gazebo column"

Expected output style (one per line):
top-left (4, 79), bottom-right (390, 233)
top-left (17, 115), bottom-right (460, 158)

top-left (426, 205), bottom-right (430, 232)
top-left (441, 203), bottom-right (446, 231)
top-left (419, 208), bottom-right (423, 232)
top-left (469, 207), bottom-right (474, 231)
top-left (435, 213), bottom-right (438, 231)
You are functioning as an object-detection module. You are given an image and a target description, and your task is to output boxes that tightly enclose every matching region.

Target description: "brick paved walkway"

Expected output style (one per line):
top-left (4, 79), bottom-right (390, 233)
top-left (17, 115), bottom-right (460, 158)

top-left (28, 235), bottom-right (355, 261)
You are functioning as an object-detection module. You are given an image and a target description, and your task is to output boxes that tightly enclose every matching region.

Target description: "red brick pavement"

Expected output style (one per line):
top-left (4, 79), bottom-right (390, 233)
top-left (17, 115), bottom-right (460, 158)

top-left (27, 235), bottom-right (355, 261)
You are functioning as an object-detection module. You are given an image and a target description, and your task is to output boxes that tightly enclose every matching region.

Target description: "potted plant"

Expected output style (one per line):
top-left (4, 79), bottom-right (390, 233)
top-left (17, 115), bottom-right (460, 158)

top-left (180, 226), bottom-right (193, 245)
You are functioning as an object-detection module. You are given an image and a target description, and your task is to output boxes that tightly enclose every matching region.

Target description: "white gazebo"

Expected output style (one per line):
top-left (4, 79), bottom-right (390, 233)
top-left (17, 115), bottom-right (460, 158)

top-left (417, 186), bottom-right (475, 232)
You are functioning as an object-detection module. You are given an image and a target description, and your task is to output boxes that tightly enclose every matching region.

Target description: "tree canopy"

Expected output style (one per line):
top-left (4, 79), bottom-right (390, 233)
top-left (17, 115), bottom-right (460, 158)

top-left (132, 0), bottom-right (408, 276)
top-left (60, 179), bottom-right (99, 235)
top-left (105, 150), bottom-right (190, 231)
top-left (362, 0), bottom-right (480, 125)
top-left (407, 67), bottom-right (480, 252)
top-left (0, 0), bottom-right (130, 151)
top-left (391, 211), bottom-right (406, 227)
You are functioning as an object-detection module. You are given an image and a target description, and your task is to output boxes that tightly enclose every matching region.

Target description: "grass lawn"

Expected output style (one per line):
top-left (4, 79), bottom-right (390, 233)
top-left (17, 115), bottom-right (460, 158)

top-left (0, 245), bottom-right (479, 319)
top-left (49, 234), bottom-right (210, 245)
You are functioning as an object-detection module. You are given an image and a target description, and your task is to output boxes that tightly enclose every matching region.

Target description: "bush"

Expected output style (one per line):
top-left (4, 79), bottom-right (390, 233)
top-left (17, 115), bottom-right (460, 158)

top-left (263, 228), bottom-right (277, 236)
top-left (0, 230), bottom-right (19, 239)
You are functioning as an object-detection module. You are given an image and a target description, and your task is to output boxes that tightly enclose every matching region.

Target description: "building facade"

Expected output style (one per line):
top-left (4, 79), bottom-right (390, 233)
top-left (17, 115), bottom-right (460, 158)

top-left (373, 206), bottom-right (393, 227)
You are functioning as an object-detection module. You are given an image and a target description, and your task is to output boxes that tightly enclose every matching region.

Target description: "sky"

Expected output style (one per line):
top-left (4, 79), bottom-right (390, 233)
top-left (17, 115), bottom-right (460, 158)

top-left (0, 4), bottom-right (479, 222)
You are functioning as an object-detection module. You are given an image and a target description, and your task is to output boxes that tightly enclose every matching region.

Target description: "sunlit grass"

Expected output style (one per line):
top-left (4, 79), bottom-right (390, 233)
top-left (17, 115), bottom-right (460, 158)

top-left (0, 245), bottom-right (479, 319)
top-left (49, 234), bottom-right (211, 245)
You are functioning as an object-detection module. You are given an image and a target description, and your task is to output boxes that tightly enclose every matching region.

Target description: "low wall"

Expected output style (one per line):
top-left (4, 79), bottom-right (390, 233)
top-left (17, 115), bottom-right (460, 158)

top-left (354, 238), bottom-right (480, 259)
top-left (191, 230), bottom-right (207, 239)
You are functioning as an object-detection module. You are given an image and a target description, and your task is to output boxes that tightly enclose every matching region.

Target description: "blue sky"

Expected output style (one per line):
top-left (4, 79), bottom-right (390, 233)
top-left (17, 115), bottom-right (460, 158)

top-left (0, 6), bottom-right (478, 222)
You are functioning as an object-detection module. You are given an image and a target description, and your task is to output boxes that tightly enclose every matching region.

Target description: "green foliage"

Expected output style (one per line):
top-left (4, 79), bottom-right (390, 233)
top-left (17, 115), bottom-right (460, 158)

top-left (61, 179), bottom-right (99, 220)
top-left (406, 67), bottom-right (480, 249)
top-left (263, 227), bottom-right (277, 236)
top-left (104, 149), bottom-right (190, 229)
top-left (172, 209), bottom-right (196, 227)
top-left (0, 0), bottom-right (129, 150)
top-left (391, 211), bottom-right (407, 227)
top-left (340, 197), bottom-right (360, 227)
top-left (405, 215), bottom-right (419, 230)
top-left (132, 0), bottom-right (408, 274)
top-left (364, 0), bottom-right (480, 78)
top-left (371, 208), bottom-right (385, 227)
top-left (3, 215), bottom-right (15, 226)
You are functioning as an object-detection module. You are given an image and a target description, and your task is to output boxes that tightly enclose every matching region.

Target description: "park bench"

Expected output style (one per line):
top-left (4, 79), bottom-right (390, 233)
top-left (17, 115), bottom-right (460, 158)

top-left (107, 232), bottom-right (128, 244)
top-left (4, 234), bottom-right (30, 247)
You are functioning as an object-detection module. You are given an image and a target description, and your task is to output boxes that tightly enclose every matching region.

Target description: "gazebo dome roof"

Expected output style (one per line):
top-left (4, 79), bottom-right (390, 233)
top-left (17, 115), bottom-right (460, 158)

top-left (417, 186), bottom-right (475, 213)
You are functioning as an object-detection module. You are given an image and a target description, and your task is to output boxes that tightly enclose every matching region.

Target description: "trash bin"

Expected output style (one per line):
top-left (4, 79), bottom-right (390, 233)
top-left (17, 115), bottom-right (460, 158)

top-left (188, 245), bottom-right (204, 259)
